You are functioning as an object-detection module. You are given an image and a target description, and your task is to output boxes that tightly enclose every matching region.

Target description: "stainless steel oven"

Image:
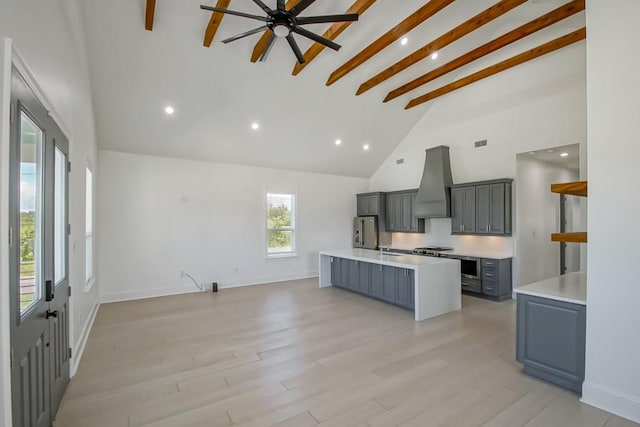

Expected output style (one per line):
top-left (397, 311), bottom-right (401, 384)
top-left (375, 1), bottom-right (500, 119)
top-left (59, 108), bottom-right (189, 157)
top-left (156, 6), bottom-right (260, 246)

top-left (440, 255), bottom-right (481, 280)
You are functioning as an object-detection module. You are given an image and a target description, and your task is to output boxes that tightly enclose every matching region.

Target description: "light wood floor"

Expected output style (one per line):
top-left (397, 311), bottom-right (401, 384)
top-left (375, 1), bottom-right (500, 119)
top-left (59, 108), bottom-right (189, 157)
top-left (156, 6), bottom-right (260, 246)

top-left (55, 278), bottom-right (638, 427)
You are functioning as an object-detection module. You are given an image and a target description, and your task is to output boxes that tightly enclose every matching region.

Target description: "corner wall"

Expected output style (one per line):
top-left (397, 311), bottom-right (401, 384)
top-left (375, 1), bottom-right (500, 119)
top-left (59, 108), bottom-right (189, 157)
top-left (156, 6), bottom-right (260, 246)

top-left (98, 150), bottom-right (368, 302)
top-left (583, 1), bottom-right (640, 422)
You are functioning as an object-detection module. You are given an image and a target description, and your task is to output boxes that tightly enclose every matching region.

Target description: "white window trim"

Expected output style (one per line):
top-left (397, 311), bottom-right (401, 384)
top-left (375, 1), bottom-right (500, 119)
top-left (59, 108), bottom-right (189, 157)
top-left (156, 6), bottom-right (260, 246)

top-left (265, 190), bottom-right (298, 259)
top-left (84, 162), bottom-right (95, 291)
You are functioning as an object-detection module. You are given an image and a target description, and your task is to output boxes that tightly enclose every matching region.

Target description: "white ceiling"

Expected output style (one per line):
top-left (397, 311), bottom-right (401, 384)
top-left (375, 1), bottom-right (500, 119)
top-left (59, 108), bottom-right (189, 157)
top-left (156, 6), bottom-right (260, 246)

top-left (525, 143), bottom-right (581, 170)
top-left (80, 0), bottom-right (584, 178)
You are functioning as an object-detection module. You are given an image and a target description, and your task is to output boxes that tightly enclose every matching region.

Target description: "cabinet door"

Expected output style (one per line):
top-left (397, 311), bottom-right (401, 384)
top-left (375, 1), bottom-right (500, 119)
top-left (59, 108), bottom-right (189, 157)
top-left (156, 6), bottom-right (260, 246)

top-left (385, 194), bottom-right (399, 230)
top-left (409, 192), bottom-right (421, 232)
top-left (370, 264), bottom-right (385, 299)
top-left (347, 260), bottom-right (359, 291)
top-left (451, 188), bottom-right (465, 233)
top-left (340, 257), bottom-right (350, 289)
top-left (488, 183), bottom-right (505, 234)
top-left (396, 269), bottom-right (415, 309)
top-left (381, 266), bottom-right (397, 303)
top-left (476, 185), bottom-right (491, 234)
top-left (358, 262), bottom-right (370, 294)
top-left (401, 193), bottom-right (412, 231)
top-left (367, 195), bottom-right (379, 215)
top-left (330, 257), bottom-right (341, 287)
top-left (357, 195), bottom-right (370, 216)
top-left (462, 187), bottom-right (476, 233)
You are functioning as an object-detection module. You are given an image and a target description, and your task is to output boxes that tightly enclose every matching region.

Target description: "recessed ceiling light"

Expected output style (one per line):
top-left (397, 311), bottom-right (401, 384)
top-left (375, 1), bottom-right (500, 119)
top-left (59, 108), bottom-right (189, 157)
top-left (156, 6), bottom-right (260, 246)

top-left (251, 122), bottom-right (260, 130)
top-left (335, 139), bottom-right (342, 146)
top-left (164, 106), bottom-right (175, 115)
top-left (400, 37), bottom-right (409, 46)
top-left (431, 51), bottom-right (439, 60)
top-left (363, 144), bottom-right (370, 151)
top-left (560, 152), bottom-right (569, 157)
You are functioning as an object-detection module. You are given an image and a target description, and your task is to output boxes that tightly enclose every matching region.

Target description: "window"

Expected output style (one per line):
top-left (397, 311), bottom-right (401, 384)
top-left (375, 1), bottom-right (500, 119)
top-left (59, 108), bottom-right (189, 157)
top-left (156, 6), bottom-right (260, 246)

top-left (85, 166), bottom-right (93, 284)
top-left (266, 192), bottom-right (296, 257)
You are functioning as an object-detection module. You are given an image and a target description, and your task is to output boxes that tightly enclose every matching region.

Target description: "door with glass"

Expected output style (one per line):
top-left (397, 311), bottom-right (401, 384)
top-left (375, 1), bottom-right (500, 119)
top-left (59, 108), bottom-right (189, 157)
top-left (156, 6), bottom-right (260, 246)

top-left (9, 66), bottom-right (70, 427)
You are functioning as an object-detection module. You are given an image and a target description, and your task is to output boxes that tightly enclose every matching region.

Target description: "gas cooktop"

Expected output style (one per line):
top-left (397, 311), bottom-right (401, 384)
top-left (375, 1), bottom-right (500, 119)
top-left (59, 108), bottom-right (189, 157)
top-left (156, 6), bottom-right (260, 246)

top-left (412, 246), bottom-right (454, 256)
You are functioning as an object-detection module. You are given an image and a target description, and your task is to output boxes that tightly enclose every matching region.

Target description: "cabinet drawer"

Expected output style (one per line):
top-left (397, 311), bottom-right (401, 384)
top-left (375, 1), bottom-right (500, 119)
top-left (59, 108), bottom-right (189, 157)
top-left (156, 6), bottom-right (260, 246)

top-left (482, 267), bottom-right (498, 282)
top-left (482, 259), bottom-right (498, 268)
top-left (482, 282), bottom-right (499, 296)
top-left (461, 278), bottom-right (481, 293)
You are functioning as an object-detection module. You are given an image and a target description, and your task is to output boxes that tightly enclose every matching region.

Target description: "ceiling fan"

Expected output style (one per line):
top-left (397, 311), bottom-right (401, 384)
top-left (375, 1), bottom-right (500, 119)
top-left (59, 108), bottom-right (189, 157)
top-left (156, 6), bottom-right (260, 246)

top-left (200, 0), bottom-right (359, 64)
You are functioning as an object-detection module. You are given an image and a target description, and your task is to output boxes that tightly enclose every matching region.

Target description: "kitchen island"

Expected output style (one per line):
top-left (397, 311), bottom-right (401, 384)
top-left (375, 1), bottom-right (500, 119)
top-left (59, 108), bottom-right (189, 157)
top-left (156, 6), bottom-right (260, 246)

top-left (319, 249), bottom-right (461, 321)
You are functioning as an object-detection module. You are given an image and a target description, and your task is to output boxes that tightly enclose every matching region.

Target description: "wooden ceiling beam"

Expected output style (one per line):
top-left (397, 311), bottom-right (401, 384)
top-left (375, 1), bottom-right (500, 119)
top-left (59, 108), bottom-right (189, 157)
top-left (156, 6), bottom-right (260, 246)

top-left (385, 0), bottom-right (585, 102)
top-left (405, 27), bottom-right (586, 109)
top-left (251, 0), bottom-right (303, 62)
top-left (203, 0), bottom-right (232, 47)
top-left (326, 0), bottom-right (455, 86)
top-left (292, 0), bottom-right (377, 76)
top-left (357, 0), bottom-right (528, 96)
top-left (145, 0), bottom-right (157, 31)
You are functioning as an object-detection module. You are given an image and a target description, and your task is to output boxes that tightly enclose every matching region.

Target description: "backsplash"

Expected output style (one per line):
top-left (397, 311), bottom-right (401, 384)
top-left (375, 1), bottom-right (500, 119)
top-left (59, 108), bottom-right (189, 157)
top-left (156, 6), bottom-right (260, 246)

top-left (390, 218), bottom-right (514, 255)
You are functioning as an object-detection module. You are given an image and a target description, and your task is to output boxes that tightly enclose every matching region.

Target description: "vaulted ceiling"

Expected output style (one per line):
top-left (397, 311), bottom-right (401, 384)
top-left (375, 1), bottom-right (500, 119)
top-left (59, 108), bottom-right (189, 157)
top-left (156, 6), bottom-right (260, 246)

top-left (80, 0), bottom-right (585, 177)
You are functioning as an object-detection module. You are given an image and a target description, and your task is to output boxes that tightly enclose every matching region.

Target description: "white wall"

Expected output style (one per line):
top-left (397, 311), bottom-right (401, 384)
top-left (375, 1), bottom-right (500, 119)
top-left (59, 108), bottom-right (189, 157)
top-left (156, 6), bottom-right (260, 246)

top-left (515, 155), bottom-right (580, 287)
top-left (0, 0), bottom-right (100, 423)
top-left (98, 150), bottom-right (368, 302)
top-left (369, 42), bottom-right (587, 257)
top-left (583, 1), bottom-right (640, 422)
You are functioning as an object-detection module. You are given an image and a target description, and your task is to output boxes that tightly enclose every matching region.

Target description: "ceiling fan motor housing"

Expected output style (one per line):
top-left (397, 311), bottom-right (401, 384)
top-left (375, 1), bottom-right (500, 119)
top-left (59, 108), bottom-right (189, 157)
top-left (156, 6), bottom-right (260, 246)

top-left (269, 11), bottom-right (294, 37)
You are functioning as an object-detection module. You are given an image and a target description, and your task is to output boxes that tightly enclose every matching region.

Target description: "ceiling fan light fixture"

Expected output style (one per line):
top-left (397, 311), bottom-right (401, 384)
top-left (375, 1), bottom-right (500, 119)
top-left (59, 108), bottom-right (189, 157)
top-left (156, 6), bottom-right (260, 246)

top-left (273, 24), bottom-right (290, 38)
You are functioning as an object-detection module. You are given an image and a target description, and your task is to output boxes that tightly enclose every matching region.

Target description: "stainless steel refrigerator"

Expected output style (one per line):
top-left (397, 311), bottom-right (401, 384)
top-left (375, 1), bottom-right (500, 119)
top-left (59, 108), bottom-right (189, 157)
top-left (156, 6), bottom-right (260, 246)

top-left (353, 216), bottom-right (379, 249)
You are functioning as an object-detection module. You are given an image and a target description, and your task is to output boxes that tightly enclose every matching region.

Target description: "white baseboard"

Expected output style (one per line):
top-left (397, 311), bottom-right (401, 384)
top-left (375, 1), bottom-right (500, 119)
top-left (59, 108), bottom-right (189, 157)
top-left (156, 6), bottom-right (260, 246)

top-left (582, 381), bottom-right (640, 423)
top-left (100, 273), bottom-right (319, 303)
top-left (70, 301), bottom-right (100, 377)
top-left (100, 285), bottom-right (201, 304)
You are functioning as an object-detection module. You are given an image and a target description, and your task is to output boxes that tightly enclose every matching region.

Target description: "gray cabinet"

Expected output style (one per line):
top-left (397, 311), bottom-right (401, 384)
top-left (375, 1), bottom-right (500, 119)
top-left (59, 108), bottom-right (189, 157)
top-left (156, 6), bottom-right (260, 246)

top-left (396, 268), bottom-right (415, 310)
top-left (385, 190), bottom-right (425, 233)
top-left (481, 258), bottom-right (512, 300)
top-left (451, 179), bottom-right (512, 236)
top-left (357, 192), bottom-right (385, 216)
top-left (517, 294), bottom-right (586, 393)
top-left (330, 257), bottom-right (413, 311)
top-left (451, 186), bottom-right (476, 234)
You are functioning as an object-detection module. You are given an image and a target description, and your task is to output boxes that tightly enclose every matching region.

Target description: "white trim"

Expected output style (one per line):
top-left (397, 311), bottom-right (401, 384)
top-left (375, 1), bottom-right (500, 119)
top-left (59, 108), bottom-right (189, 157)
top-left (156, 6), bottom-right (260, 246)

top-left (70, 301), bottom-right (100, 378)
top-left (100, 273), bottom-right (318, 303)
top-left (582, 381), bottom-right (640, 424)
top-left (0, 36), bottom-right (14, 427)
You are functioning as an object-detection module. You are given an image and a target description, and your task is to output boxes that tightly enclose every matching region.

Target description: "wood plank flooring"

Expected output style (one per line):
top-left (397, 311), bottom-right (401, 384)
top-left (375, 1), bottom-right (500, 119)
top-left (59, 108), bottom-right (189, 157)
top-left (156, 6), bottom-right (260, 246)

top-left (54, 278), bottom-right (638, 427)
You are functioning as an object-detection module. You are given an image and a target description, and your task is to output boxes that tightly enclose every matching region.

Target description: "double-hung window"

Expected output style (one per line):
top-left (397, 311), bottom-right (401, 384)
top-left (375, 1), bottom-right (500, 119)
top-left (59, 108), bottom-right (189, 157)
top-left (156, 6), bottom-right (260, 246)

top-left (266, 192), bottom-right (296, 257)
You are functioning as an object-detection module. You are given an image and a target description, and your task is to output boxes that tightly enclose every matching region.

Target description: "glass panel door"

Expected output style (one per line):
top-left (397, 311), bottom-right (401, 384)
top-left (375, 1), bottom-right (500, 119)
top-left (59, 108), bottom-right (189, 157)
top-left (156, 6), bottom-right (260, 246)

top-left (19, 111), bottom-right (44, 315)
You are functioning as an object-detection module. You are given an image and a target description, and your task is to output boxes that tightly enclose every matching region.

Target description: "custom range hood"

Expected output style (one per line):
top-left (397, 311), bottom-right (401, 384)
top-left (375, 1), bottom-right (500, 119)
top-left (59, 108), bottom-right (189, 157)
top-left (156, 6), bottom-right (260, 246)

top-left (414, 145), bottom-right (453, 219)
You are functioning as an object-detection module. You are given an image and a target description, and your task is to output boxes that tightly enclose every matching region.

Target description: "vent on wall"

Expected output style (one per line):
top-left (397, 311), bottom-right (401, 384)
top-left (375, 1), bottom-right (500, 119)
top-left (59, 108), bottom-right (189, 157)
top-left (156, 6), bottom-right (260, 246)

top-left (474, 140), bottom-right (488, 148)
top-left (396, 158), bottom-right (405, 165)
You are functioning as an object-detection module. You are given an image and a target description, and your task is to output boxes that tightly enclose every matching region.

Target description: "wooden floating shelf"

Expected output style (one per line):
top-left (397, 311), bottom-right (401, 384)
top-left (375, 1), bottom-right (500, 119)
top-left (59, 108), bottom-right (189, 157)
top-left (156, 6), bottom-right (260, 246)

top-left (551, 232), bottom-right (587, 243)
top-left (551, 181), bottom-right (587, 197)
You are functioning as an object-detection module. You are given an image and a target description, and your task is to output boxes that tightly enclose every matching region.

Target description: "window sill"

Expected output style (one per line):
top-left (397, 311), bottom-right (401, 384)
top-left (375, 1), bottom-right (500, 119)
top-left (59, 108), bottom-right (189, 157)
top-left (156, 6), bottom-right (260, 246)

top-left (266, 253), bottom-right (298, 260)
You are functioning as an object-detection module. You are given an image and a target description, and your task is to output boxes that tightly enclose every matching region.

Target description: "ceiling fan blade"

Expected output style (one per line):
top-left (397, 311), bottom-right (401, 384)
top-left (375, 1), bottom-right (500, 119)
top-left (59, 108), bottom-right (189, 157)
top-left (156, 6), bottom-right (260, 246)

top-left (286, 34), bottom-right (306, 64)
top-left (221, 25), bottom-right (269, 43)
top-left (289, 0), bottom-right (316, 16)
top-left (292, 26), bottom-right (341, 51)
top-left (296, 14), bottom-right (359, 25)
top-left (277, 0), bottom-right (285, 12)
top-left (200, 5), bottom-right (269, 22)
top-left (259, 33), bottom-right (277, 62)
top-left (251, 0), bottom-right (272, 14)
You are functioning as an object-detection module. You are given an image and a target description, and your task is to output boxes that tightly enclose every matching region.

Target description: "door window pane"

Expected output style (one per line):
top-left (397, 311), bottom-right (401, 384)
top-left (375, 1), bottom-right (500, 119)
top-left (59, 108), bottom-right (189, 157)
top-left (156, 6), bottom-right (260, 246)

top-left (54, 147), bottom-right (66, 285)
top-left (19, 112), bottom-right (43, 314)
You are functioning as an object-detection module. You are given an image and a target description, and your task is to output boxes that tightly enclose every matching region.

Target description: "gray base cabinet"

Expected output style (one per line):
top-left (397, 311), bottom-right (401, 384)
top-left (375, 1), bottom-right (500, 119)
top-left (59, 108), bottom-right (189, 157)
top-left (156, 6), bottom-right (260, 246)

top-left (329, 257), bottom-right (414, 311)
top-left (516, 294), bottom-right (586, 393)
top-left (480, 258), bottom-right (512, 300)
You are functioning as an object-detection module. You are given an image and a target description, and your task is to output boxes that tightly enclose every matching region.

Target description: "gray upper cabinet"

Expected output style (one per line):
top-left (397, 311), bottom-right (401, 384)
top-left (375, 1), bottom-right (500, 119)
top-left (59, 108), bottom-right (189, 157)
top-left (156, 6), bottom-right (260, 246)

top-left (451, 186), bottom-right (476, 234)
top-left (385, 190), bottom-right (425, 233)
top-left (451, 179), bottom-right (512, 236)
top-left (357, 192), bottom-right (385, 216)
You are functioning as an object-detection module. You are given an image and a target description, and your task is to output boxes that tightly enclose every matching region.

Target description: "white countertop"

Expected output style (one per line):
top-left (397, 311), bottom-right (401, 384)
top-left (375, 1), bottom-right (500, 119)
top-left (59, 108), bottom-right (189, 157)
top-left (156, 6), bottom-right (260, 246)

top-left (514, 272), bottom-right (586, 305)
top-left (447, 250), bottom-right (513, 260)
top-left (320, 248), bottom-right (458, 268)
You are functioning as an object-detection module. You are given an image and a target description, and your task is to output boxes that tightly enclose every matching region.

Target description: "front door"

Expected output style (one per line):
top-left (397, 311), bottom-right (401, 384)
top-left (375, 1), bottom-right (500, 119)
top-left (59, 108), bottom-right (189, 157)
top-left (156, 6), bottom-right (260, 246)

top-left (9, 66), bottom-right (70, 427)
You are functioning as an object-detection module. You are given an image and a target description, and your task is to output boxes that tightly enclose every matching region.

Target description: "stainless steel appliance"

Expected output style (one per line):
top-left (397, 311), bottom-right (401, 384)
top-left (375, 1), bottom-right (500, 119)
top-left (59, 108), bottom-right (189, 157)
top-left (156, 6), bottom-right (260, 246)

top-left (353, 216), bottom-right (379, 249)
top-left (439, 254), bottom-right (481, 280)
